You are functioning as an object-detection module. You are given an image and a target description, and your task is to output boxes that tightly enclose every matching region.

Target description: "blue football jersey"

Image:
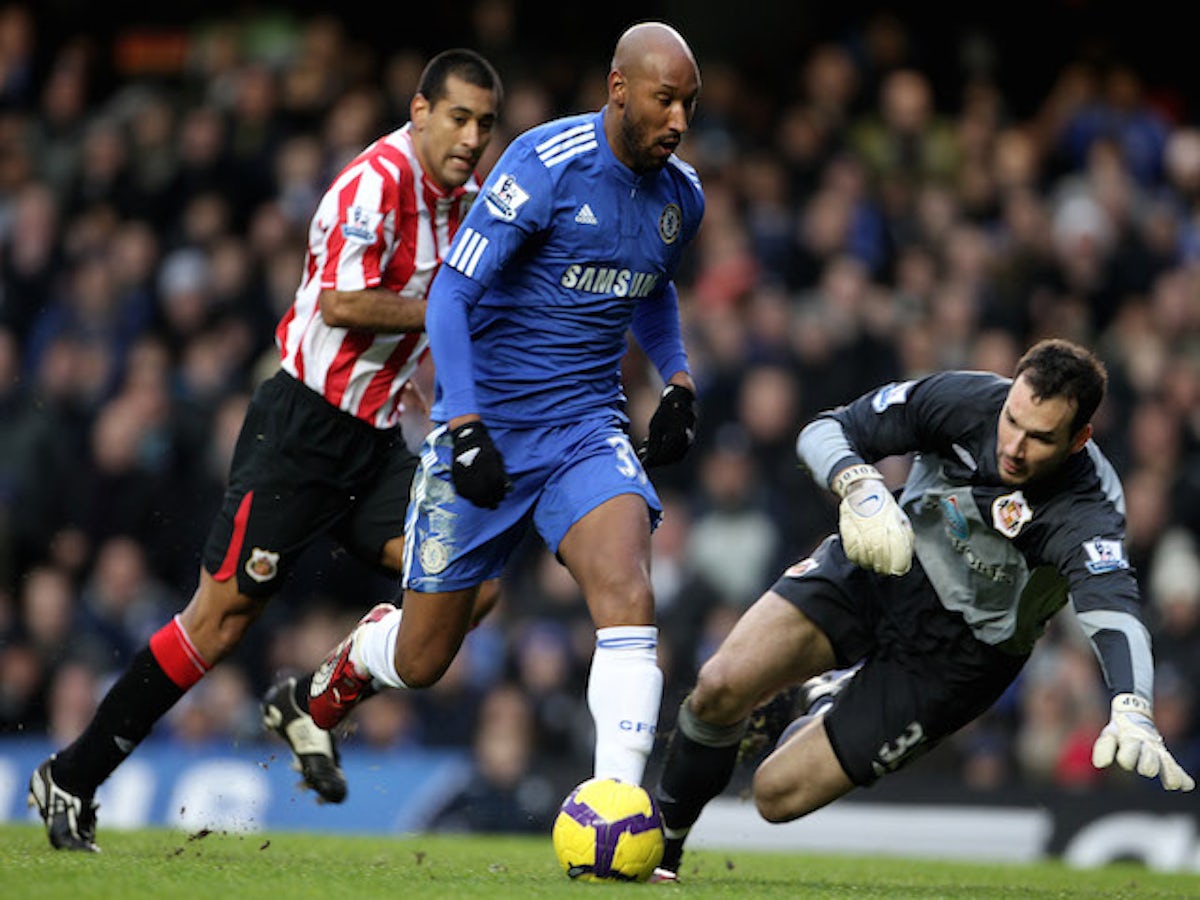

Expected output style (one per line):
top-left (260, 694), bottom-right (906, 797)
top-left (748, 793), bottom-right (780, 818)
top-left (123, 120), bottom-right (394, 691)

top-left (431, 109), bottom-right (705, 426)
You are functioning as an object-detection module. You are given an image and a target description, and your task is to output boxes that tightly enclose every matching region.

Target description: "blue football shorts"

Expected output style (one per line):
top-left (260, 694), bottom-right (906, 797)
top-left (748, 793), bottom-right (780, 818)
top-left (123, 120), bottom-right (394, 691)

top-left (403, 416), bottom-right (662, 592)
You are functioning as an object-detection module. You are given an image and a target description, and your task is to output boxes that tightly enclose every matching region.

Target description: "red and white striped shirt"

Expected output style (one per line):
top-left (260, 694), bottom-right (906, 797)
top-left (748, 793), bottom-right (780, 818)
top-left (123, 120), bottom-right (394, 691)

top-left (276, 124), bottom-right (477, 429)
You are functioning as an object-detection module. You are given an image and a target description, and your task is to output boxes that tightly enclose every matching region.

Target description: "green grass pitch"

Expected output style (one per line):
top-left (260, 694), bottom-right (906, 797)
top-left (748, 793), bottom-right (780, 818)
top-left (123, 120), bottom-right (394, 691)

top-left (4, 823), bottom-right (1199, 898)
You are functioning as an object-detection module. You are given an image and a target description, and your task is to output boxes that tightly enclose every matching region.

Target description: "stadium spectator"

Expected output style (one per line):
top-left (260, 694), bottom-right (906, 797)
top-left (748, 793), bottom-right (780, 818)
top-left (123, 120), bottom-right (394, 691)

top-left (428, 682), bottom-right (559, 834)
top-left (1, 181), bottom-right (63, 343)
top-left (686, 423), bottom-right (781, 607)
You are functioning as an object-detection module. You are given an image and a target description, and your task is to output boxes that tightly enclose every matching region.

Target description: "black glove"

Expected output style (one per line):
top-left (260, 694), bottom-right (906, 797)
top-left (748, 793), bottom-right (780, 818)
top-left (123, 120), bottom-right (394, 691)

top-left (637, 384), bottom-right (697, 468)
top-left (450, 421), bottom-right (512, 509)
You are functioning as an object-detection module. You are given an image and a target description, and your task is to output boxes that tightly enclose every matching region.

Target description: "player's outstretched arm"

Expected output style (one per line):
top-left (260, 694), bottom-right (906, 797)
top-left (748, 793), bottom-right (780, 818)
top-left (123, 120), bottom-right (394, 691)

top-left (1092, 693), bottom-right (1195, 791)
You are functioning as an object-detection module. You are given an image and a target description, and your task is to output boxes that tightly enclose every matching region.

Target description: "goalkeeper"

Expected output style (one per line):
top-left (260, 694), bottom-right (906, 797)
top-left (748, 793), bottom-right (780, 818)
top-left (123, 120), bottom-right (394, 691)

top-left (650, 338), bottom-right (1193, 882)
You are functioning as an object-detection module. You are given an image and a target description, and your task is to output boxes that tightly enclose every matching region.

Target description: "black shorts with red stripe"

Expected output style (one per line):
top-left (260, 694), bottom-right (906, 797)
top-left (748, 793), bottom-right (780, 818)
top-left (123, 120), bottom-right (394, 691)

top-left (201, 370), bottom-right (417, 597)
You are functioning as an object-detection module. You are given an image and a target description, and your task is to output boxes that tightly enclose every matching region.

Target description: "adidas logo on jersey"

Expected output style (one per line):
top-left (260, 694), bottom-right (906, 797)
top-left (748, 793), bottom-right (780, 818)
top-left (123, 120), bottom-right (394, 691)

top-left (574, 203), bottom-right (598, 225)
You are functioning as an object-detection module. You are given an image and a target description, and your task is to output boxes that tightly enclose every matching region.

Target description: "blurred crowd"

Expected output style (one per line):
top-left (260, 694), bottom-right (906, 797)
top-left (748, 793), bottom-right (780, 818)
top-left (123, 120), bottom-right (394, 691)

top-left (1, 1), bottom-right (1199, 831)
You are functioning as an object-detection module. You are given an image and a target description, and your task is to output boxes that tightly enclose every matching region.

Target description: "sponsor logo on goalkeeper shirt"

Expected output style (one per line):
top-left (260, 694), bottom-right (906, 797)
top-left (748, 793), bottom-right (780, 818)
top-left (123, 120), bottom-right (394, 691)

top-left (939, 496), bottom-right (970, 541)
top-left (947, 534), bottom-right (1015, 584)
top-left (559, 264), bottom-right (660, 298)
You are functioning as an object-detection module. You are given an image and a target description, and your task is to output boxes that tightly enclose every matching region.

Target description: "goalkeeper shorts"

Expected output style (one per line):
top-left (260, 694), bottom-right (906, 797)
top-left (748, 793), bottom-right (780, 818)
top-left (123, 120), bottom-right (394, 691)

top-left (770, 535), bottom-right (1028, 785)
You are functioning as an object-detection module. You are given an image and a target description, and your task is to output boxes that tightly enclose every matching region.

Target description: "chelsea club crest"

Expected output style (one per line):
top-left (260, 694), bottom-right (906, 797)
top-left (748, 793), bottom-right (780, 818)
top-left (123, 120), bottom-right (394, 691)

top-left (658, 203), bottom-right (682, 244)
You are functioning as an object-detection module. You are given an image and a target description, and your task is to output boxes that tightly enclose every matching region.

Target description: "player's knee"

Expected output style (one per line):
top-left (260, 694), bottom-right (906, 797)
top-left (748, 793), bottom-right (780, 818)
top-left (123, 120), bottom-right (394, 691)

top-left (392, 657), bottom-right (437, 688)
top-left (590, 581), bottom-right (654, 627)
top-left (752, 762), bottom-right (805, 824)
top-left (393, 647), bottom-right (454, 688)
top-left (690, 656), bottom-right (750, 723)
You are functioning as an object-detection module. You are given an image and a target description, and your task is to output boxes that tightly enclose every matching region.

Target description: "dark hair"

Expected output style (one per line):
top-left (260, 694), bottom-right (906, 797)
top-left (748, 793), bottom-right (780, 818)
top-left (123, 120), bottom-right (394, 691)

top-left (1013, 338), bottom-right (1108, 434)
top-left (417, 49), bottom-right (503, 108)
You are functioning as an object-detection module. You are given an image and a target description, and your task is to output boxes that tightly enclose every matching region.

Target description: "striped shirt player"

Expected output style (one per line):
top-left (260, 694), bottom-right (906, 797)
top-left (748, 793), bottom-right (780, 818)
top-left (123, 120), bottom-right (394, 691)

top-left (651, 339), bottom-right (1192, 881)
top-left (300, 24), bottom-right (705, 796)
top-left (29, 50), bottom-right (504, 852)
top-left (275, 122), bottom-right (472, 429)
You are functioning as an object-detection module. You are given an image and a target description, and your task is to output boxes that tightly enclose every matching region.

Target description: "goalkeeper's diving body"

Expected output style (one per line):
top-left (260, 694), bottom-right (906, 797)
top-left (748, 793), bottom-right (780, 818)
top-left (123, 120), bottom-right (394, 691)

top-left (298, 21), bottom-right (705, 789)
top-left (651, 337), bottom-right (1193, 881)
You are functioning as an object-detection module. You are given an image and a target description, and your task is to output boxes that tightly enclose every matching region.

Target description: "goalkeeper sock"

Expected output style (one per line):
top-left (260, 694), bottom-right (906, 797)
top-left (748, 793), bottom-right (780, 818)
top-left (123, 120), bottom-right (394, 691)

top-left (655, 697), bottom-right (746, 837)
top-left (588, 625), bottom-right (663, 785)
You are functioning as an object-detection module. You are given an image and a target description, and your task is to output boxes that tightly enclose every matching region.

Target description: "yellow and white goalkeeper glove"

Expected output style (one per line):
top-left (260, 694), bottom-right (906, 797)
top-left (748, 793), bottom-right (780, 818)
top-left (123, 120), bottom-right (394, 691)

top-left (1091, 693), bottom-right (1195, 791)
top-left (832, 464), bottom-right (914, 576)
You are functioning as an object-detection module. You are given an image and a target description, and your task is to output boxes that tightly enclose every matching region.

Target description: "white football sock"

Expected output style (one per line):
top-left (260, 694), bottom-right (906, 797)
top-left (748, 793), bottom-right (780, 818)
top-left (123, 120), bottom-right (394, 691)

top-left (352, 607), bottom-right (407, 688)
top-left (588, 625), bottom-right (663, 785)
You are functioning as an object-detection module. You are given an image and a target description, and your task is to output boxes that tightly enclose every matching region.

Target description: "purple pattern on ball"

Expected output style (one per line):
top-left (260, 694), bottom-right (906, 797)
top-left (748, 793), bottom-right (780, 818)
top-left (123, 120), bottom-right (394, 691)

top-left (563, 785), bottom-right (662, 878)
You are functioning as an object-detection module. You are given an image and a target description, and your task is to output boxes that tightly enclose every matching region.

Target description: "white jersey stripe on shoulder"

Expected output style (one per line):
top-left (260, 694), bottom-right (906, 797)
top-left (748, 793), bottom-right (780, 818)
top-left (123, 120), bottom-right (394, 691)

top-left (461, 232), bottom-right (488, 278)
top-left (449, 228), bottom-right (480, 270)
top-left (537, 129), bottom-right (594, 160)
top-left (539, 132), bottom-right (596, 164)
top-left (535, 122), bottom-right (594, 156)
top-left (542, 139), bottom-right (598, 168)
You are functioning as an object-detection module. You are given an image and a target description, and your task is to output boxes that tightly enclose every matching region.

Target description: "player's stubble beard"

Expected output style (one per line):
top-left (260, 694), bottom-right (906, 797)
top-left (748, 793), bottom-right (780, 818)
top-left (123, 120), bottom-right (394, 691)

top-left (618, 110), bottom-right (670, 174)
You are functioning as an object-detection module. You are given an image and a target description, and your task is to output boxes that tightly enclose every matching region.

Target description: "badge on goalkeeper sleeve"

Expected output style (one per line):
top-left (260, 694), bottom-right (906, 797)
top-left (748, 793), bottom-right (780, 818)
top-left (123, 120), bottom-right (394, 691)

top-left (832, 463), bottom-right (914, 576)
top-left (637, 384), bottom-right (696, 468)
top-left (450, 421), bottom-right (512, 510)
top-left (1091, 693), bottom-right (1195, 791)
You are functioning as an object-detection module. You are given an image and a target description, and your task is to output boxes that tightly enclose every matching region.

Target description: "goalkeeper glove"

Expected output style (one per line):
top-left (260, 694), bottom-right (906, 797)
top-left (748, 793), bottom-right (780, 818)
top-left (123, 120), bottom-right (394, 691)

top-left (1091, 693), bottom-right (1195, 791)
top-left (450, 421), bottom-right (512, 510)
top-left (637, 384), bottom-right (697, 468)
top-left (832, 463), bottom-right (914, 576)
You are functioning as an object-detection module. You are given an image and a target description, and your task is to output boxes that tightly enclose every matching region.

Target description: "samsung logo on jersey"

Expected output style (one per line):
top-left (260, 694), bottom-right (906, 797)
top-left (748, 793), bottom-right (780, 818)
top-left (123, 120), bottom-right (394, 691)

top-left (560, 265), bottom-right (660, 298)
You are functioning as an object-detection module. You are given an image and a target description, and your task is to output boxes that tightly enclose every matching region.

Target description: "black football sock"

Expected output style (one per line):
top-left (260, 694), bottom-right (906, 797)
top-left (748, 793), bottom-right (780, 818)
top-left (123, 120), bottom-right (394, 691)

top-left (654, 697), bottom-right (746, 840)
top-left (52, 647), bottom-right (187, 797)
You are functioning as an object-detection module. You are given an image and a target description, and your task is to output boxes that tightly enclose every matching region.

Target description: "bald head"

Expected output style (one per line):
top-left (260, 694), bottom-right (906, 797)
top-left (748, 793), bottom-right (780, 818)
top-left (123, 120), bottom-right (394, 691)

top-left (611, 22), bottom-right (698, 83)
top-left (605, 22), bottom-right (700, 172)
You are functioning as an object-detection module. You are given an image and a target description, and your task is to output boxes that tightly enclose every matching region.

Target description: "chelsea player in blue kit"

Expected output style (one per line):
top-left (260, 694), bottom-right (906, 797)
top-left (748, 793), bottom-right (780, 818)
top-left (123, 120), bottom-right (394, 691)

top-left (304, 22), bottom-right (704, 791)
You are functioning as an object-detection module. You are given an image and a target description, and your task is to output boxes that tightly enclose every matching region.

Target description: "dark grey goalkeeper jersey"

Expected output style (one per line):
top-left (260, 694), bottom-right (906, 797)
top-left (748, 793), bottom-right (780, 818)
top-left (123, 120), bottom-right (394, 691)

top-left (796, 370), bottom-right (1153, 700)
